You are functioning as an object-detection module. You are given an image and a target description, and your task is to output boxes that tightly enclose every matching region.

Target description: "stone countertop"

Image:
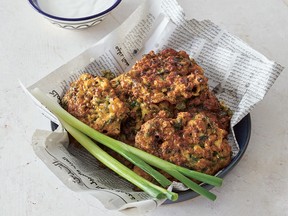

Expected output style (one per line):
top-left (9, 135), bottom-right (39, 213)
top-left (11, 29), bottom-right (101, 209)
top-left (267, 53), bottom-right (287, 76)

top-left (0, 0), bottom-right (287, 215)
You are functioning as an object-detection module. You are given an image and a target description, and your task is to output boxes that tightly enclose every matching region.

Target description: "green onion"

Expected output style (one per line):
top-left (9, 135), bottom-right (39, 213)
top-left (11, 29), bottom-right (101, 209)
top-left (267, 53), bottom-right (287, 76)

top-left (60, 118), bottom-right (177, 201)
top-left (31, 88), bottom-right (223, 201)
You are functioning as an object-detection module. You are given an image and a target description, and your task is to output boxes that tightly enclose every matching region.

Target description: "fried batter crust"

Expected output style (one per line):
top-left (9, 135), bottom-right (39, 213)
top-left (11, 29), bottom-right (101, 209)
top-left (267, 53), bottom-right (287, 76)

top-left (184, 90), bottom-right (232, 131)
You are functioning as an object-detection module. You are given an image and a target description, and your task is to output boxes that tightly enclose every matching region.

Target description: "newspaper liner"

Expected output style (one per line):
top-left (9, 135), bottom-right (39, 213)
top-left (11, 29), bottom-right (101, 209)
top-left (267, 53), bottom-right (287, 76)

top-left (24, 0), bottom-right (283, 214)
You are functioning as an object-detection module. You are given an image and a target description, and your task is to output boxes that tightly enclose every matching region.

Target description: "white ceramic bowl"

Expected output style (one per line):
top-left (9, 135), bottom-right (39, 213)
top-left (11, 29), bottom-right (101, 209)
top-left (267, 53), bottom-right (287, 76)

top-left (28, 0), bottom-right (122, 29)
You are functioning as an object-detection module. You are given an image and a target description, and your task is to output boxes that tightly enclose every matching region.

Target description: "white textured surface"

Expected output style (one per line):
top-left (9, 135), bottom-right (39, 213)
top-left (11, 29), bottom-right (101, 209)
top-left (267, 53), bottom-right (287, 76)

top-left (1, 0), bottom-right (288, 215)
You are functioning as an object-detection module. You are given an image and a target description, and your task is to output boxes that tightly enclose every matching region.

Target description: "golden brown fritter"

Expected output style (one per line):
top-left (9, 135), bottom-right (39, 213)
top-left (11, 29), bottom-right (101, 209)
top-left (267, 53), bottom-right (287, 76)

top-left (126, 48), bottom-right (209, 104)
top-left (135, 112), bottom-right (231, 175)
top-left (61, 73), bottom-right (128, 136)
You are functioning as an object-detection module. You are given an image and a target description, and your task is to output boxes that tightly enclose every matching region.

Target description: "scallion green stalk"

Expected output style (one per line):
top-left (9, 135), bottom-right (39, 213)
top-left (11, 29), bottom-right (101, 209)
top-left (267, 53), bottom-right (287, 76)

top-left (59, 118), bottom-right (177, 201)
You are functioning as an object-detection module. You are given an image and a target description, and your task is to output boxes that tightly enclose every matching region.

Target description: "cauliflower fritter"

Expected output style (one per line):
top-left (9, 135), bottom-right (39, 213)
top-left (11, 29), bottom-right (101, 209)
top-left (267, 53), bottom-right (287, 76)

top-left (135, 112), bottom-right (231, 175)
top-left (112, 48), bottom-right (208, 105)
top-left (61, 73), bottom-right (128, 136)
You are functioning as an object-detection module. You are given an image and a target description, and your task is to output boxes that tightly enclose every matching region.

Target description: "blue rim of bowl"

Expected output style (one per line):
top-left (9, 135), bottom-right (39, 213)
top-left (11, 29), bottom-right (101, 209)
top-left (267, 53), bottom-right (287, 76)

top-left (51, 114), bottom-right (251, 203)
top-left (28, 0), bottom-right (122, 22)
